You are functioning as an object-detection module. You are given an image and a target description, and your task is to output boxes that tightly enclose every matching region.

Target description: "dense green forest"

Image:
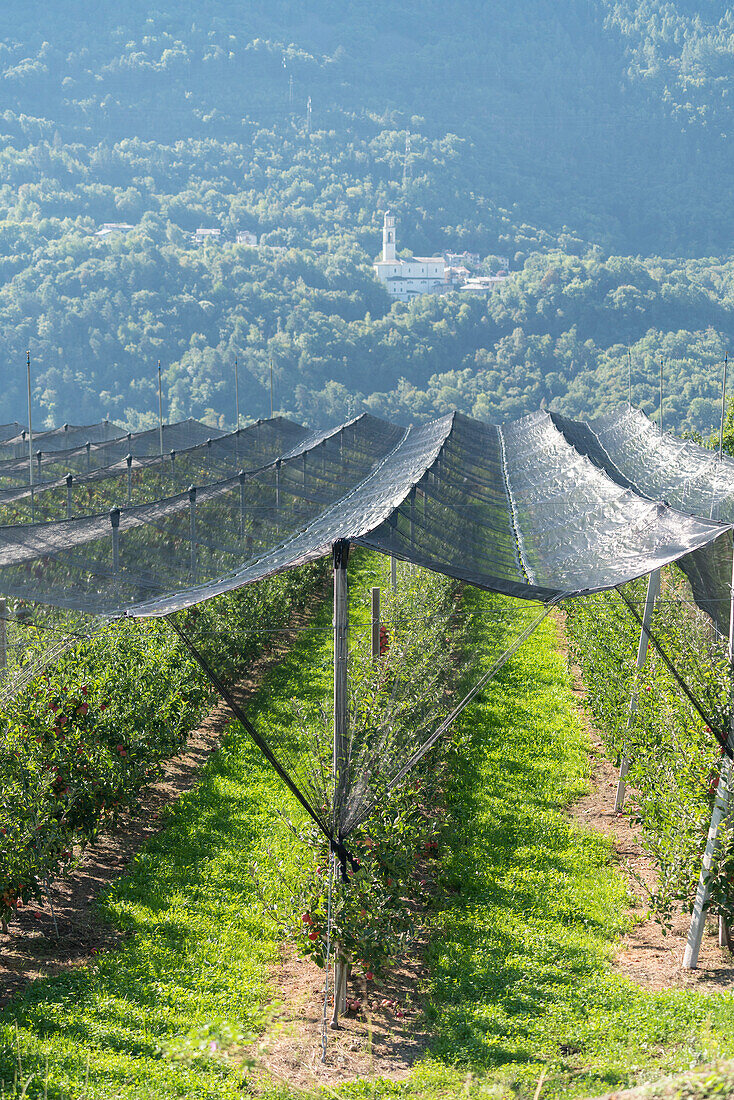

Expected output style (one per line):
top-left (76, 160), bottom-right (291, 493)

top-left (2, 1), bottom-right (734, 432)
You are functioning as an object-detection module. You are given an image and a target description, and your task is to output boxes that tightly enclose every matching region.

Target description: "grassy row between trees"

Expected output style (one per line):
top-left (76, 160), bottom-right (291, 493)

top-left (6, 563), bottom-right (734, 1098)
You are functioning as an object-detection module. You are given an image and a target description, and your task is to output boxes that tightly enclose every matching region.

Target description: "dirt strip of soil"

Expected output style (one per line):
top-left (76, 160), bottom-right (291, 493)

top-left (0, 597), bottom-right (323, 1007)
top-left (248, 945), bottom-right (432, 1088)
top-left (558, 611), bottom-right (734, 992)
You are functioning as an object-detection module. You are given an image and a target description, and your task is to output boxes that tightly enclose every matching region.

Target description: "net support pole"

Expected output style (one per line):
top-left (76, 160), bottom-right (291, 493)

top-left (126, 454), bottom-right (133, 504)
top-left (719, 353), bottom-right (728, 461)
top-left (391, 556), bottom-right (397, 594)
top-left (238, 471), bottom-right (246, 539)
top-left (234, 354), bottom-right (240, 433)
top-left (331, 538), bottom-right (350, 1029)
top-left (188, 486), bottom-right (197, 582)
top-left (110, 508), bottom-right (120, 573)
top-left (0, 598), bottom-right (6, 671)
top-left (615, 568), bottom-right (660, 812)
top-left (158, 361), bottom-right (164, 458)
top-left (26, 351), bottom-right (34, 521)
top-left (371, 586), bottom-right (380, 661)
top-left (65, 474), bottom-right (73, 520)
top-left (683, 549), bottom-right (734, 969)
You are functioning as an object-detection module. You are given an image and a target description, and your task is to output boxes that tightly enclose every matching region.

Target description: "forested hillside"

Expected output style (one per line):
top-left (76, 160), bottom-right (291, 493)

top-left (2, 0), bottom-right (734, 432)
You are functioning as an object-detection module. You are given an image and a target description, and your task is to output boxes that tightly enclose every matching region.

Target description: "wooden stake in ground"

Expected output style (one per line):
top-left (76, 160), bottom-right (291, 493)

top-left (683, 547), bottom-right (734, 968)
top-left (615, 568), bottom-right (660, 812)
top-left (331, 539), bottom-right (350, 1028)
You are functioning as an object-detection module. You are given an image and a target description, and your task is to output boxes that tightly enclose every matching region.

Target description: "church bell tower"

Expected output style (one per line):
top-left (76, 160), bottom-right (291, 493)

top-left (382, 210), bottom-right (396, 262)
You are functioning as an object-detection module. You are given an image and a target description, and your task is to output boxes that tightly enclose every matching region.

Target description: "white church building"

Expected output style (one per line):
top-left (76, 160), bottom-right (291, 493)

top-left (373, 211), bottom-right (446, 301)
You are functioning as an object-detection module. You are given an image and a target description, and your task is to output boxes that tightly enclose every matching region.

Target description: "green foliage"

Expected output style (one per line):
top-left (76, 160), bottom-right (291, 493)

top-left (565, 569), bottom-right (733, 926)
top-left (257, 557), bottom-right (462, 979)
top-left (0, 559), bottom-right (326, 928)
top-left (0, 4), bottom-right (733, 433)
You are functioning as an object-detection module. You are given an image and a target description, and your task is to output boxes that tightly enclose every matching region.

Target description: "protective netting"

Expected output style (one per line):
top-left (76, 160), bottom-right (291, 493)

top-left (0, 405), bottom-right (732, 848)
top-left (0, 420), bottom-right (125, 463)
top-left (0, 408), bottom-right (726, 621)
top-left (0, 417), bottom-right (312, 520)
top-left (551, 408), bottom-right (734, 633)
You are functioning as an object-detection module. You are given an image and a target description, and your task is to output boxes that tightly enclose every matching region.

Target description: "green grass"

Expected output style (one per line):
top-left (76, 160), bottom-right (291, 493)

top-left (0, 560), bottom-right (345, 1099)
top-left (370, 589), bottom-right (734, 1099)
top-left (7, 572), bottom-right (734, 1099)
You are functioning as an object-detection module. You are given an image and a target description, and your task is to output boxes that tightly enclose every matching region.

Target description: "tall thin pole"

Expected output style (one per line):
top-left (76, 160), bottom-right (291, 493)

top-left (235, 355), bottom-right (240, 432)
top-left (614, 568), bottom-right (660, 812)
top-left (371, 587), bottom-right (381, 661)
top-left (26, 351), bottom-right (34, 520)
top-left (331, 539), bottom-right (350, 1028)
top-left (270, 356), bottom-right (274, 418)
top-left (659, 357), bottom-right (664, 434)
top-left (0, 597), bottom-right (6, 672)
top-left (683, 549), bottom-right (734, 968)
top-left (157, 361), bottom-right (164, 457)
top-left (719, 353), bottom-right (728, 461)
top-left (628, 346), bottom-right (632, 408)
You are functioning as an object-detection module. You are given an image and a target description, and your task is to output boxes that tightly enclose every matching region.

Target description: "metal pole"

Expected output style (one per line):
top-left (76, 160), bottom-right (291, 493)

top-left (65, 473), bottom-right (73, 519)
top-left (126, 454), bottom-right (133, 504)
top-left (188, 486), bottom-right (197, 582)
top-left (683, 546), bottom-right (734, 968)
top-left (615, 568), bottom-right (660, 812)
top-left (26, 351), bottom-right (34, 520)
top-left (0, 598), bottom-right (6, 671)
top-left (158, 361), bottom-right (164, 457)
top-left (330, 539), bottom-right (350, 1029)
top-left (391, 555), bottom-right (397, 593)
top-left (371, 587), bottom-right (380, 661)
top-left (238, 470), bottom-right (246, 539)
top-left (720, 353), bottom-right (729, 461)
top-left (235, 355), bottom-right (240, 432)
top-left (110, 508), bottom-right (121, 573)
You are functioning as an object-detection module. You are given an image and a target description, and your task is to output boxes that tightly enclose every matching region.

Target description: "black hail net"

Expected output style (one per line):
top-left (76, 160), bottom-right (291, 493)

top-left (0, 407), bottom-right (731, 844)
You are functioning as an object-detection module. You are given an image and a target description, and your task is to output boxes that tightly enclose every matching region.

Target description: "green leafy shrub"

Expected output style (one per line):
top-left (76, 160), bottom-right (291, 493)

top-left (565, 568), bottom-right (732, 925)
top-left (0, 560), bottom-right (327, 927)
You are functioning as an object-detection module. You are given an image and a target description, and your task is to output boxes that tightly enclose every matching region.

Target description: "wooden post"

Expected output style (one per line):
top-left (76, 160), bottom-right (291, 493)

top-left (391, 555), bottom-right (397, 594)
top-left (331, 539), bottom-right (350, 1028)
top-left (0, 598), bottom-right (6, 671)
top-left (371, 587), bottom-right (380, 660)
top-left (65, 473), bottom-right (73, 520)
top-left (126, 454), bottom-right (133, 504)
top-left (615, 568), bottom-right (660, 812)
top-left (683, 545), bottom-right (734, 968)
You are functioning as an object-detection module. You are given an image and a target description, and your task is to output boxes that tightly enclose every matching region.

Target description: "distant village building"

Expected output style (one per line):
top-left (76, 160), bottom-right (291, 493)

top-left (461, 275), bottom-right (509, 295)
top-left (444, 250), bottom-right (480, 268)
top-left (236, 230), bottom-right (258, 246)
top-left (193, 228), bottom-right (221, 245)
top-left (373, 212), bottom-right (446, 302)
top-left (95, 222), bottom-right (135, 238)
top-left (373, 212), bottom-right (510, 301)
